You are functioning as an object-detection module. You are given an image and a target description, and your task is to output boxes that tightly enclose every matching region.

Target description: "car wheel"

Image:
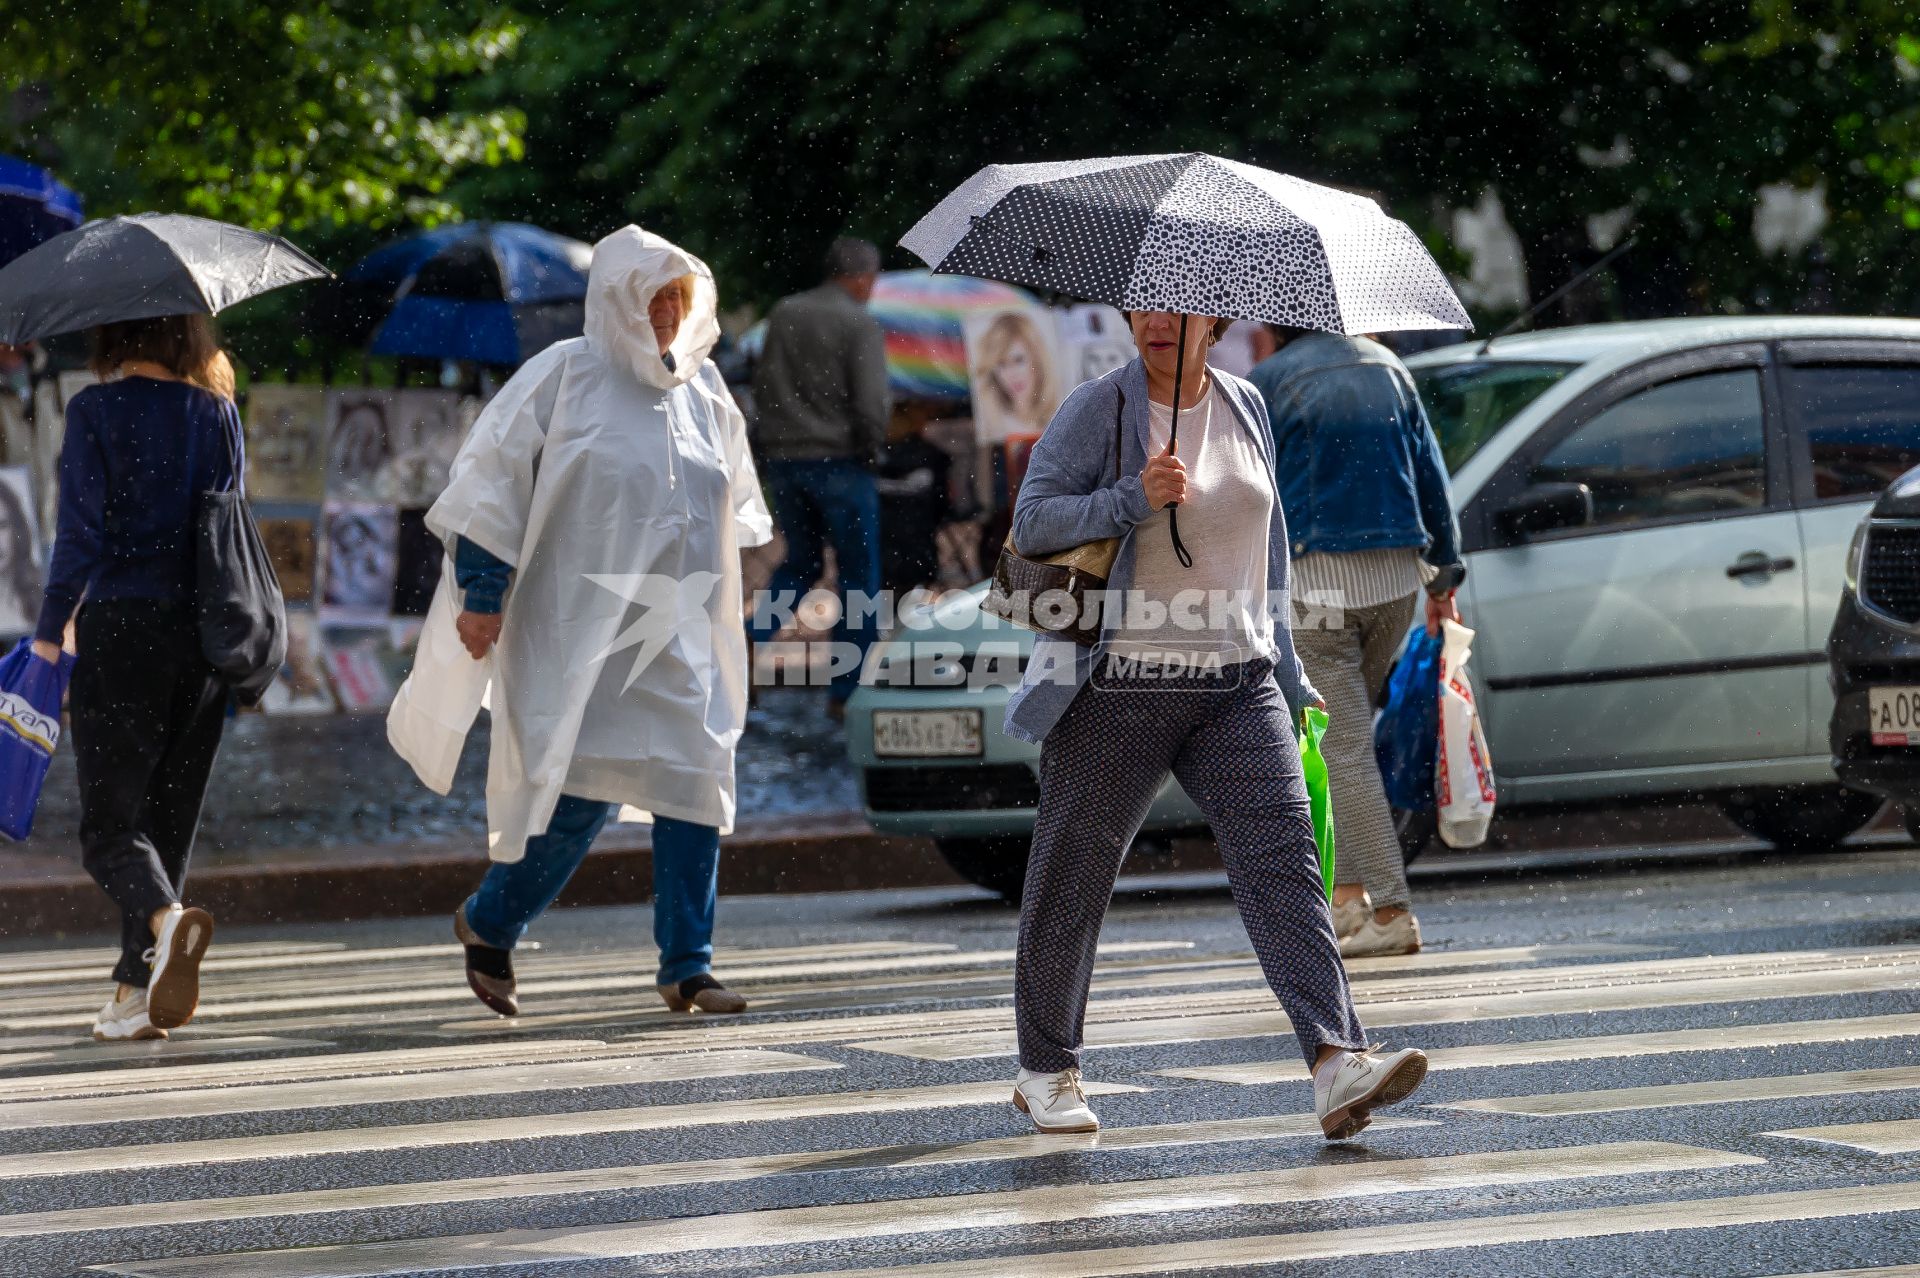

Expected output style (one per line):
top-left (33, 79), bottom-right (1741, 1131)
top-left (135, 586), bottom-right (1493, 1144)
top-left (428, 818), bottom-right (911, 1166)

top-left (935, 836), bottom-right (1030, 902)
top-left (1904, 806), bottom-right (1920, 846)
top-left (1393, 807), bottom-right (1437, 866)
top-left (1721, 785), bottom-right (1884, 852)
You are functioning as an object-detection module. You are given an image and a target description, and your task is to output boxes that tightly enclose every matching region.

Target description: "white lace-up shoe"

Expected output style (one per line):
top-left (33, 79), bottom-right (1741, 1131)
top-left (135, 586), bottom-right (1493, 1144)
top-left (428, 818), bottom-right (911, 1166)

top-left (92, 989), bottom-right (167, 1042)
top-left (1013, 1066), bottom-right (1099, 1133)
top-left (1331, 892), bottom-right (1373, 940)
top-left (1339, 910), bottom-right (1422, 958)
top-left (1314, 1046), bottom-right (1429, 1140)
top-left (145, 906), bottom-right (214, 1030)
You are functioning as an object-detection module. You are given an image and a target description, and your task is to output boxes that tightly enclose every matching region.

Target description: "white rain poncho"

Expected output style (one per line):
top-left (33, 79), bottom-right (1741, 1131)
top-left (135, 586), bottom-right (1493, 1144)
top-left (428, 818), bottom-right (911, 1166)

top-left (387, 226), bottom-right (773, 859)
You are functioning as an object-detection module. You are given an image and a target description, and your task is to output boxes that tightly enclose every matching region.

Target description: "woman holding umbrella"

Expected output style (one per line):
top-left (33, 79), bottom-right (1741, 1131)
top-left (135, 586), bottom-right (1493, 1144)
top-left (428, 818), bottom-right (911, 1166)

top-left (0, 212), bottom-right (328, 1042)
top-left (902, 154), bottom-right (1471, 1138)
top-left (35, 314), bottom-right (237, 1041)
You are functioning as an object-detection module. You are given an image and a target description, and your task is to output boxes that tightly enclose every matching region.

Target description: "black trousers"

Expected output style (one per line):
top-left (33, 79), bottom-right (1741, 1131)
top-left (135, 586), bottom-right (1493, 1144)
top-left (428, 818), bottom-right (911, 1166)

top-left (71, 601), bottom-right (229, 987)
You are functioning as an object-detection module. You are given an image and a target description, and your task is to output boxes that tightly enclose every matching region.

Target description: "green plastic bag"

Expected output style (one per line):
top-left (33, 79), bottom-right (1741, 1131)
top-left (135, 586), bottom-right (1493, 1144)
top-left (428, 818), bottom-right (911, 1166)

top-left (1297, 705), bottom-right (1335, 902)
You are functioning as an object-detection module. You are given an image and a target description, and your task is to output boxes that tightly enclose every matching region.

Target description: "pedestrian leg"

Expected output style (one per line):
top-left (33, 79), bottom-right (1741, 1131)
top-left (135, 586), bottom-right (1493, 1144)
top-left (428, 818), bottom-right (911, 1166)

top-left (71, 603), bottom-right (194, 990)
top-left (1169, 665), bottom-right (1367, 1068)
top-left (650, 816), bottom-right (720, 986)
top-left (749, 460), bottom-right (826, 645)
top-left (1015, 674), bottom-right (1190, 1073)
top-left (463, 795), bottom-right (615, 949)
top-left (817, 459), bottom-right (882, 705)
top-left (141, 641), bottom-right (231, 916)
top-left (1295, 607), bottom-right (1413, 911)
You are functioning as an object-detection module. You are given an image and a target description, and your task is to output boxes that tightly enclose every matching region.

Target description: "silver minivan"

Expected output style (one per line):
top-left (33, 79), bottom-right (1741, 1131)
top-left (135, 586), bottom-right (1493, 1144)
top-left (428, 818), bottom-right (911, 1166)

top-left (847, 317), bottom-right (1920, 894)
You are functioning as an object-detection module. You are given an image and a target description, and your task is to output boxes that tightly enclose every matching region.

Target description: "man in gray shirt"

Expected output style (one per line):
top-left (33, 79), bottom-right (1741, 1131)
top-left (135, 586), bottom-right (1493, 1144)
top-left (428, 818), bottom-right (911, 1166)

top-left (749, 237), bottom-right (891, 716)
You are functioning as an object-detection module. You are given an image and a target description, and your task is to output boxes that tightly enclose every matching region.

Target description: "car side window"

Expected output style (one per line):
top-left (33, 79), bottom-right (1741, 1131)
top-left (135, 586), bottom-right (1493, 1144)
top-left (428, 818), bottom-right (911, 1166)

top-left (1786, 363), bottom-right (1920, 502)
top-left (1528, 369), bottom-right (1767, 529)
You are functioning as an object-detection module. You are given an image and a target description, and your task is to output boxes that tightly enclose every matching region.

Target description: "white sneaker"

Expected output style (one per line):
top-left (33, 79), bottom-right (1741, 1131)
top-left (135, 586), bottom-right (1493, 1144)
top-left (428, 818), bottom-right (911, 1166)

top-left (1013, 1066), bottom-right (1099, 1133)
top-left (145, 906), bottom-right (214, 1030)
top-left (1339, 910), bottom-right (1422, 958)
top-left (1314, 1045), bottom-right (1429, 1139)
top-left (92, 989), bottom-right (167, 1042)
top-left (1332, 892), bottom-right (1373, 939)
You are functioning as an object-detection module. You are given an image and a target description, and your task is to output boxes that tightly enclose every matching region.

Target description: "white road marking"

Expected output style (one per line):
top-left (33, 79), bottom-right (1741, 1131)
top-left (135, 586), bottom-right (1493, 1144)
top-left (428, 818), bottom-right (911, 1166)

top-left (0, 942), bottom-right (341, 975)
top-left (756, 1182), bottom-right (1920, 1278)
top-left (0, 1038), bottom-right (619, 1099)
top-left (75, 1142), bottom-right (1753, 1275)
top-left (0, 941), bottom-right (1196, 1031)
top-left (852, 962), bottom-right (1920, 1060)
top-left (1763, 1118), bottom-right (1920, 1154)
top-left (1442, 1064), bottom-right (1920, 1116)
top-left (0, 1115), bottom-right (1436, 1238)
top-left (0, 1036), bottom-right (322, 1073)
top-left (0, 940), bottom-right (954, 989)
top-left (0, 1080), bottom-right (1145, 1180)
top-left (0, 1049), bottom-right (840, 1132)
top-left (1156, 1013), bottom-right (1920, 1084)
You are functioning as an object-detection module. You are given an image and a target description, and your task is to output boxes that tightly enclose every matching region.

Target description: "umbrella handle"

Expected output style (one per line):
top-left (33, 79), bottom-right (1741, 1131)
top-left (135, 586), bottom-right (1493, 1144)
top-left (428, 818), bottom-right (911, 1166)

top-left (1167, 315), bottom-right (1195, 569)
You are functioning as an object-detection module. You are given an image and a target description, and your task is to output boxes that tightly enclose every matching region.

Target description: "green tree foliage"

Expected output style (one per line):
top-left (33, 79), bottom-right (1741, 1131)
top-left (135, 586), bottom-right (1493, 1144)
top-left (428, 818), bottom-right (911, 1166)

top-left (2, 2), bottom-right (527, 232)
top-left (455, 0), bottom-right (1920, 321)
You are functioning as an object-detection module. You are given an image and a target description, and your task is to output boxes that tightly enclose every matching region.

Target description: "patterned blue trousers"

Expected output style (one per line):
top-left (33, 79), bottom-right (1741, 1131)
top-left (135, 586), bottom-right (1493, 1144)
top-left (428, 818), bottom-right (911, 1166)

top-left (1014, 657), bottom-right (1368, 1072)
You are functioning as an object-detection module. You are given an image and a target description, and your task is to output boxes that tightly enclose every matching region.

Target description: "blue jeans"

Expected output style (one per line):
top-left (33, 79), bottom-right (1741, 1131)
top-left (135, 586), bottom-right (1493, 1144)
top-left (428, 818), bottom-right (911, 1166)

top-left (463, 795), bottom-right (721, 986)
top-left (750, 457), bottom-right (881, 704)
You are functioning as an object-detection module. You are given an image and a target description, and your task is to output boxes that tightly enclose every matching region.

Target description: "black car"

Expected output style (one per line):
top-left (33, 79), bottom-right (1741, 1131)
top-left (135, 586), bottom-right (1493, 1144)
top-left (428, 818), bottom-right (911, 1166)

top-left (1829, 462), bottom-right (1920, 836)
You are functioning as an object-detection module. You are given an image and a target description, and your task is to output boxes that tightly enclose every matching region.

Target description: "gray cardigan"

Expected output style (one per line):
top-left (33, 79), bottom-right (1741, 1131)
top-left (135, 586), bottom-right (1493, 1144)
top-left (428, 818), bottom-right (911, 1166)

top-left (1003, 357), bottom-right (1320, 745)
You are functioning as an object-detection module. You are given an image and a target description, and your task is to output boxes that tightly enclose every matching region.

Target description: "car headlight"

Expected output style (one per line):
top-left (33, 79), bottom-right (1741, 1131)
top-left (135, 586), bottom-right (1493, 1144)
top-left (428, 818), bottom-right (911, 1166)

top-left (1844, 515), bottom-right (1872, 594)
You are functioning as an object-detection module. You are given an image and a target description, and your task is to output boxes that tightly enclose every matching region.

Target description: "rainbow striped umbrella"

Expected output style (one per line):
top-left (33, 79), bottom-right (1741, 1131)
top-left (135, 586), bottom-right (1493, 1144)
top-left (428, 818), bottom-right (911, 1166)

top-left (741, 270), bottom-right (1038, 401)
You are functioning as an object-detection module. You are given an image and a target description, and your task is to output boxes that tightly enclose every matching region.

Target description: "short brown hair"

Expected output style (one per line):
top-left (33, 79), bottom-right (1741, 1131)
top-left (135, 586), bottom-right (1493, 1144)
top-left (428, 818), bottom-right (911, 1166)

top-left (90, 313), bottom-right (229, 398)
top-left (1122, 312), bottom-right (1236, 343)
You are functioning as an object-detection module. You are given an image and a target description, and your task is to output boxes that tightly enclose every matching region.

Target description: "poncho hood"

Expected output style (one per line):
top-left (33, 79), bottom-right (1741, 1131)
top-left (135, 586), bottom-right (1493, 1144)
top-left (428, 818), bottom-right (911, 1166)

top-left (584, 225), bottom-right (720, 390)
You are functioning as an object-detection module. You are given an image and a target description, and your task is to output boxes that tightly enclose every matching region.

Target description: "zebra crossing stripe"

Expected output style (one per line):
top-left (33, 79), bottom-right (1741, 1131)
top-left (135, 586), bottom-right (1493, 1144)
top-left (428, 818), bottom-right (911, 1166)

top-left (0, 1049), bottom-right (841, 1133)
top-left (850, 961), bottom-right (1920, 1060)
top-left (0, 942), bottom-right (340, 975)
top-left (0, 1114), bottom-right (1436, 1239)
top-left (0, 1039), bottom-right (622, 1099)
top-left (0, 1036), bottom-right (322, 1073)
top-left (0, 1080), bottom-right (1145, 1181)
top-left (1763, 1118), bottom-right (1920, 1155)
top-left (743, 1182), bottom-right (1920, 1278)
top-left (1443, 1064), bottom-right (1920, 1117)
top-left (1155, 1013), bottom-right (1920, 1084)
top-left (0, 940), bottom-right (954, 988)
top-left (73, 1142), bottom-right (1755, 1275)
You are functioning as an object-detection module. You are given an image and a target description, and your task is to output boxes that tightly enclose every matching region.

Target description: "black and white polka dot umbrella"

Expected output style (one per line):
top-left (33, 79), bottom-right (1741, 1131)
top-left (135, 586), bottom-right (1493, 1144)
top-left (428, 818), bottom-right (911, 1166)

top-left (899, 153), bottom-right (1470, 334)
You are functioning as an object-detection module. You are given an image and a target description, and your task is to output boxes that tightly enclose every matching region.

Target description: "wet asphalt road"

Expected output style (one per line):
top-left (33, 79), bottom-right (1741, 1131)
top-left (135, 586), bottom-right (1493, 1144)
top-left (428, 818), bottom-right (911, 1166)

top-left (2, 838), bottom-right (1919, 1277)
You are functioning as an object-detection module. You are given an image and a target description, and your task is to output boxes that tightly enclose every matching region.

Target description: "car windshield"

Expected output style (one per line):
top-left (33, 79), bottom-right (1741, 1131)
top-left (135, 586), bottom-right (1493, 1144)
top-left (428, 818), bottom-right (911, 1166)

top-left (1412, 359), bottom-right (1579, 470)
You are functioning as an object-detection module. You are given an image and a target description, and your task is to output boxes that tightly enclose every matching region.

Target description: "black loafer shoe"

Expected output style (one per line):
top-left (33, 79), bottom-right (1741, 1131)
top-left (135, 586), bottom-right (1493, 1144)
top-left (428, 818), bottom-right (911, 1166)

top-left (453, 907), bottom-right (518, 1016)
top-left (657, 972), bottom-right (747, 1014)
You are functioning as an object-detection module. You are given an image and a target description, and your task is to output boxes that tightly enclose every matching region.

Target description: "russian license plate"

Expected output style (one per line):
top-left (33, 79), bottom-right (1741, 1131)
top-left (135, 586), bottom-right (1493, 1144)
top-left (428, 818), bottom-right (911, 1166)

top-left (872, 708), bottom-right (984, 758)
top-left (1870, 686), bottom-right (1920, 746)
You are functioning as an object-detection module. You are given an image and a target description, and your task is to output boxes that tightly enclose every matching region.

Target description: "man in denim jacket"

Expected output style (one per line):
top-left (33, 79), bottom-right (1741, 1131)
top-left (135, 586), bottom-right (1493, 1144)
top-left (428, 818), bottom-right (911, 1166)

top-left (1250, 327), bottom-right (1465, 959)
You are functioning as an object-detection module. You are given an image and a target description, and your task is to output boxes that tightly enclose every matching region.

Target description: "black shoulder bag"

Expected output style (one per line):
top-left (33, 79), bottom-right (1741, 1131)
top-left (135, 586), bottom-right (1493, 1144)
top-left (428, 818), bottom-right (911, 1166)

top-left (983, 392), bottom-right (1125, 647)
top-left (196, 398), bottom-right (288, 706)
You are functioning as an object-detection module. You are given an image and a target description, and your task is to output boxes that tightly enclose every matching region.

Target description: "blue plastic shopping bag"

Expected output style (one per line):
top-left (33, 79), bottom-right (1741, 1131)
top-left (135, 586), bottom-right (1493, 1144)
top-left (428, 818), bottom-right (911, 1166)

top-left (0, 638), bottom-right (75, 841)
top-left (1373, 627), bottom-right (1442, 813)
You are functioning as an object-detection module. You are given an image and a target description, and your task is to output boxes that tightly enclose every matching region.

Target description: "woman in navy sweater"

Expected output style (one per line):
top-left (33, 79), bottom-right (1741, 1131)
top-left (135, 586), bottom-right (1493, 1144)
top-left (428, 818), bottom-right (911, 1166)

top-left (35, 314), bottom-right (235, 1041)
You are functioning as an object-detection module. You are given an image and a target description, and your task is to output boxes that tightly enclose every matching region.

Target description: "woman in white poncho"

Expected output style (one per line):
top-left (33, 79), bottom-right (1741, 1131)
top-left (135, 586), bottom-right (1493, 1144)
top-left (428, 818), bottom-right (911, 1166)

top-left (387, 226), bottom-right (773, 1017)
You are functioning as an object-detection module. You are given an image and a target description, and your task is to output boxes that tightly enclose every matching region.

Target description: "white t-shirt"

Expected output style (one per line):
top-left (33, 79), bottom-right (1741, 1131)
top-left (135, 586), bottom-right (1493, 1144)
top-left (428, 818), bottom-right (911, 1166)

top-left (1108, 382), bottom-right (1274, 668)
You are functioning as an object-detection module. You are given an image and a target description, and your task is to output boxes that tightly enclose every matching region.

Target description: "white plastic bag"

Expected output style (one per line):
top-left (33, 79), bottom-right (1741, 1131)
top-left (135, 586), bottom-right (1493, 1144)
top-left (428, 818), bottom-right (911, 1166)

top-left (1437, 619), bottom-right (1496, 848)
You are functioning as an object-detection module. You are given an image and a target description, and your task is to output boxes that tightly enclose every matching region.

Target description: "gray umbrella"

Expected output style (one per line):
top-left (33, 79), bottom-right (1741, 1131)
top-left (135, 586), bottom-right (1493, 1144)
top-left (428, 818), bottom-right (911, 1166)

top-left (0, 212), bottom-right (330, 344)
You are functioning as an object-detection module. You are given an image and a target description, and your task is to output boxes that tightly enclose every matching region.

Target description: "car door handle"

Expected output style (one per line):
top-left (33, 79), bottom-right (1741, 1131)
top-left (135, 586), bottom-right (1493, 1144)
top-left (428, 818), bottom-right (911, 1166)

top-left (1726, 552), bottom-right (1797, 579)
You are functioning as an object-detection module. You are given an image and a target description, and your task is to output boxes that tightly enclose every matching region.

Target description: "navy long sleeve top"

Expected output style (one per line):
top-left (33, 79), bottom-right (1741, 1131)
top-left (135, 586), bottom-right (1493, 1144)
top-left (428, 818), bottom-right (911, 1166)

top-left (453, 535), bottom-right (513, 614)
top-left (36, 377), bottom-right (239, 643)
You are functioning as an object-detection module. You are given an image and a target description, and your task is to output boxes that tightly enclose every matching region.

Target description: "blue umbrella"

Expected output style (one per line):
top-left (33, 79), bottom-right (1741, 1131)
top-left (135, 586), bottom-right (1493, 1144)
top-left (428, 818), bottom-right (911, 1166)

top-left (0, 155), bottom-right (84, 272)
top-left (347, 222), bottom-right (592, 365)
